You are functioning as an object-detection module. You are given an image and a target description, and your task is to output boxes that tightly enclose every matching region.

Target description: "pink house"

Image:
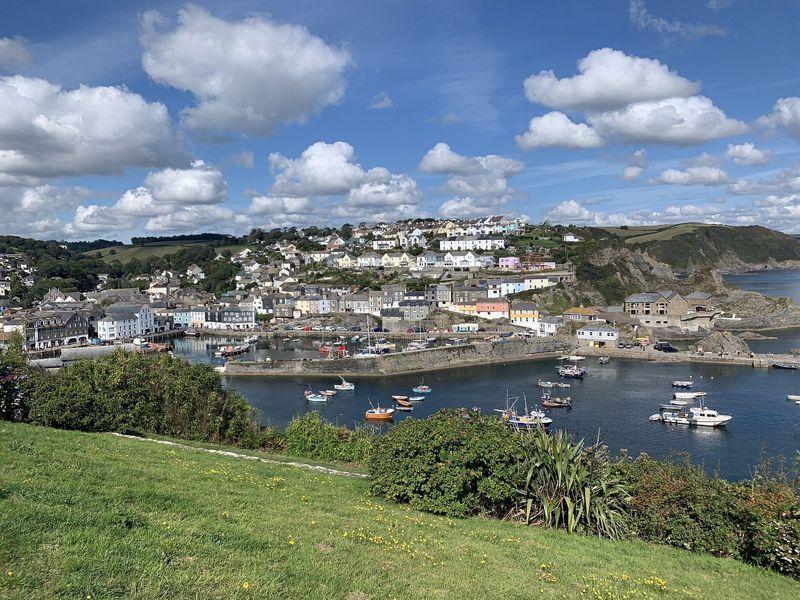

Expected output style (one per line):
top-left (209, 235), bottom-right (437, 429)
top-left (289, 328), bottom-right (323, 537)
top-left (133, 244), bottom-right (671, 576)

top-left (498, 256), bottom-right (521, 270)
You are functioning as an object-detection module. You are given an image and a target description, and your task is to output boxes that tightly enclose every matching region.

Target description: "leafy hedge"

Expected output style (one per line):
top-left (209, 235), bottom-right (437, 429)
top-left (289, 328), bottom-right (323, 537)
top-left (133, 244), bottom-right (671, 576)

top-left (285, 412), bottom-right (374, 464)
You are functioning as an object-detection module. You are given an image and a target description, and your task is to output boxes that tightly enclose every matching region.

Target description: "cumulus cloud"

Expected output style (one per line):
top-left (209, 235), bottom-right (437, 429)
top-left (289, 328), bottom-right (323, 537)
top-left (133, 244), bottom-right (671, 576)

top-left (0, 75), bottom-right (185, 178)
top-left (516, 112), bottom-right (604, 149)
top-left (728, 164), bottom-right (800, 195)
top-left (270, 142), bottom-right (370, 197)
top-left (650, 166), bottom-right (731, 186)
top-left (589, 96), bottom-right (747, 145)
top-left (629, 0), bottom-right (726, 39)
top-left (524, 48), bottom-right (697, 112)
top-left (622, 149), bottom-right (647, 181)
top-left (0, 37), bottom-right (31, 69)
top-left (438, 197), bottom-right (505, 219)
top-left (369, 92), bottom-right (393, 110)
top-left (419, 143), bottom-right (524, 203)
top-left (143, 160), bottom-right (226, 204)
top-left (144, 205), bottom-right (249, 233)
top-left (18, 185), bottom-right (92, 213)
top-left (757, 97), bottom-right (800, 141)
top-left (726, 142), bottom-right (772, 166)
top-left (141, 4), bottom-right (350, 137)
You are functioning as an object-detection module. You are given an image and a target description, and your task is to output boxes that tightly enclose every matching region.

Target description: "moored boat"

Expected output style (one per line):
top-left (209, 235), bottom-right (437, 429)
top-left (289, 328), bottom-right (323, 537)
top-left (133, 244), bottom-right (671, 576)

top-left (319, 390), bottom-right (337, 397)
top-left (412, 378), bottom-right (432, 394)
top-left (673, 391), bottom-right (707, 399)
top-left (243, 335), bottom-right (259, 344)
top-left (409, 396), bottom-right (425, 402)
top-left (597, 356), bottom-right (610, 364)
top-left (650, 403), bottom-right (732, 427)
top-left (537, 380), bottom-right (555, 388)
top-left (392, 395), bottom-right (409, 402)
top-left (365, 406), bottom-right (395, 421)
top-left (773, 362), bottom-right (799, 370)
top-left (541, 395), bottom-right (572, 408)
top-left (306, 393), bottom-right (328, 402)
top-left (788, 394), bottom-right (800, 401)
top-left (557, 364), bottom-right (587, 379)
top-left (334, 376), bottom-right (355, 391)
top-left (672, 380), bottom-right (694, 388)
top-left (395, 404), bottom-right (414, 411)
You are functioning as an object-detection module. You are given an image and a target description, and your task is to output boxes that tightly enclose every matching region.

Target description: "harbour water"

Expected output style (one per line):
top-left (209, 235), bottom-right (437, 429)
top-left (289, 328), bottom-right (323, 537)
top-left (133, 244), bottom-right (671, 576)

top-left (724, 269), bottom-right (800, 303)
top-left (171, 338), bottom-right (799, 481)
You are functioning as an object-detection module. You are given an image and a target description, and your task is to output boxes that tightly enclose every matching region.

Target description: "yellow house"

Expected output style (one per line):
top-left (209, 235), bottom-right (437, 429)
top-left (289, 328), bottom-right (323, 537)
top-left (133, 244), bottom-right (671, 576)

top-left (509, 301), bottom-right (540, 329)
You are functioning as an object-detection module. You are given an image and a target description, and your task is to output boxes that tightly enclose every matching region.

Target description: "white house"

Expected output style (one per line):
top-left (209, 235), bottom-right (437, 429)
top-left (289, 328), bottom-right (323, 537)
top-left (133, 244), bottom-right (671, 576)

top-left (372, 238), bottom-right (398, 251)
top-left (537, 316), bottom-right (561, 337)
top-left (97, 304), bottom-right (155, 341)
top-left (439, 236), bottom-right (506, 252)
top-left (577, 322), bottom-right (619, 348)
top-left (563, 233), bottom-right (582, 243)
top-left (357, 253), bottom-right (382, 268)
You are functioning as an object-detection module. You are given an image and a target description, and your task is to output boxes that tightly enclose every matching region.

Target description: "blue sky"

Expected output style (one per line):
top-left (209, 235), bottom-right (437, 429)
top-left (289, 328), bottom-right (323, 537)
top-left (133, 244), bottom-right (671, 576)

top-left (2, 0), bottom-right (800, 240)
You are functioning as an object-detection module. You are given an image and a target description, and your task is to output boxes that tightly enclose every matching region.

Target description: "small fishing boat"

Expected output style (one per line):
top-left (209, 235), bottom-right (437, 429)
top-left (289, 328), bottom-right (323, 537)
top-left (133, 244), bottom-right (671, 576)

top-left (319, 390), bottom-right (337, 397)
top-left (412, 378), bottom-right (432, 394)
top-left (395, 404), bottom-right (414, 412)
top-left (243, 335), bottom-right (259, 344)
top-left (554, 382), bottom-right (571, 389)
top-left (773, 362), bottom-right (799, 370)
top-left (788, 394), bottom-right (800, 401)
top-left (392, 395), bottom-right (409, 402)
top-left (541, 395), bottom-right (572, 408)
top-left (597, 356), bottom-right (609, 364)
top-left (409, 396), bottom-right (425, 402)
top-left (334, 376), bottom-right (355, 391)
top-left (214, 344), bottom-right (250, 357)
top-left (365, 406), bottom-right (395, 421)
top-left (672, 380), bottom-right (694, 388)
top-left (557, 365), bottom-right (587, 379)
top-left (537, 380), bottom-right (555, 388)
top-left (306, 393), bottom-right (328, 402)
top-left (673, 391), bottom-right (707, 400)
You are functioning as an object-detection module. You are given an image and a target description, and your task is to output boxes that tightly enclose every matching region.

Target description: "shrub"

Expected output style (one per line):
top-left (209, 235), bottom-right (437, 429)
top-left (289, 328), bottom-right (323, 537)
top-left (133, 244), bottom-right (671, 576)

top-left (370, 409), bottom-right (525, 517)
top-left (285, 412), bottom-right (374, 464)
top-left (518, 430), bottom-right (629, 539)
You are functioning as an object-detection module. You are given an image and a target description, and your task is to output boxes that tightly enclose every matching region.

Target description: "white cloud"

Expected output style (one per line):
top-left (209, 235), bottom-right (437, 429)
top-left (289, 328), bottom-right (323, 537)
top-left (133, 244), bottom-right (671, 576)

top-left (18, 185), bottom-right (92, 213)
top-left (629, 0), bottom-right (726, 39)
top-left (0, 75), bottom-right (185, 178)
top-left (270, 142), bottom-right (367, 197)
top-left (369, 92), bottom-right (393, 110)
top-left (622, 148), bottom-right (647, 180)
top-left (757, 97), bottom-right (800, 141)
top-left (543, 199), bottom-right (596, 224)
top-left (439, 197), bottom-right (505, 219)
top-left (420, 143), bottom-right (524, 200)
top-left (728, 164), bottom-right (800, 195)
top-left (650, 166), bottom-right (731, 186)
top-left (248, 196), bottom-right (312, 216)
top-left (516, 112), bottom-right (605, 149)
top-left (726, 142), bottom-right (772, 166)
top-left (590, 96), bottom-right (747, 145)
top-left (706, 0), bottom-right (732, 11)
top-left (143, 160), bottom-right (226, 204)
top-left (0, 37), bottom-right (31, 69)
top-left (141, 4), bottom-right (350, 136)
top-left (347, 173), bottom-right (420, 208)
top-left (524, 48), bottom-right (697, 111)
top-left (65, 204), bottom-right (139, 235)
top-left (144, 205), bottom-right (249, 233)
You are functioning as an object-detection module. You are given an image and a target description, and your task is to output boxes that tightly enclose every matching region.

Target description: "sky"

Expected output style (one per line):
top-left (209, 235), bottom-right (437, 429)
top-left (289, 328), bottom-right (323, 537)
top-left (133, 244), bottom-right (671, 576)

top-left (2, 0), bottom-right (800, 241)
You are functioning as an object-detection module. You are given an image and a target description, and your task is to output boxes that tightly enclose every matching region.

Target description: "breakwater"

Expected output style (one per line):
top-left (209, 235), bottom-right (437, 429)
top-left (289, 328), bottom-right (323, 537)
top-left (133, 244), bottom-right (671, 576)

top-left (224, 336), bottom-right (573, 377)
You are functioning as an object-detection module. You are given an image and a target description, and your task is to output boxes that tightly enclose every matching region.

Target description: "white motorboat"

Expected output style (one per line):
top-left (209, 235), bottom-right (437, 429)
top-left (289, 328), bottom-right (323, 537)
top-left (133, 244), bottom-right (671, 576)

top-left (673, 391), bottom-right (707, 400)
top-left (243, 335), bottom-right (259, 344)
top-left (557, 364), bottom-right (587, 379)
top-left (409, 396), bottom-right (425, 402)
top-left (537, 380), bottom-right (555, 388)
top-left (333, 376), bottom-right (355, 391)
top-left (650, 404), bottom-right (732, 427)
top-left (672, 380), bottom-right (694, 388)
top-left (306, 393), bottom-right (328, 403)
top-left (787, 394), bottom-right (800, 401)
top-left (554, 382), bottom-right (571, 389)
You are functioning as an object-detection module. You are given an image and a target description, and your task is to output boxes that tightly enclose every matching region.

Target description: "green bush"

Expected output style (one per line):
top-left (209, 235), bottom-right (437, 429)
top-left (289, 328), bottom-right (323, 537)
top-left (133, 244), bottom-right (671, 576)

top-left (25, 350), bottom-right (260, 447)
top-left (370, 409), bottom-right (525, 517)
top-left (519, 430), bottom-right (629, 539)
top-left (285, 412), bottom-right (374, 464)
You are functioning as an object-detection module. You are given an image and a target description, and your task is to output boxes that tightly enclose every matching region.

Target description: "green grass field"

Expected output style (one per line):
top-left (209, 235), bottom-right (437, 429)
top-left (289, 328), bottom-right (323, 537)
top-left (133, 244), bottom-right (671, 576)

top-left (1, 423), bottom-right (798, 599)
top-left (85, 242), bottom-right (244, 264)
top-left (602, 223), bottom-right (719, 245)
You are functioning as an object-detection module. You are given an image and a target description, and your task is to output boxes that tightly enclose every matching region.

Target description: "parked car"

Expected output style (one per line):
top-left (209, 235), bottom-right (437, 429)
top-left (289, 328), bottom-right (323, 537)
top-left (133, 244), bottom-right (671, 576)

top-left (655, 342), bottom-right (679, 353)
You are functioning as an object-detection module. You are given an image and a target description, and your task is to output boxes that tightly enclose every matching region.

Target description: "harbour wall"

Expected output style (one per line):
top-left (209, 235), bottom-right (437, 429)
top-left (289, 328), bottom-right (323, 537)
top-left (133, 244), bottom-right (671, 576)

top-left (224, 336), bottom-right (574, 377)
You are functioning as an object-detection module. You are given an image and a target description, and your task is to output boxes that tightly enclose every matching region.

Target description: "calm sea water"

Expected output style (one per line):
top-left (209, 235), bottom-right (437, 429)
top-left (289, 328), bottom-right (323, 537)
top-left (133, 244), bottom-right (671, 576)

top-left (724, 269), bottom-right (800, 303)
top-left (172, 338), bottom-right (800, 481)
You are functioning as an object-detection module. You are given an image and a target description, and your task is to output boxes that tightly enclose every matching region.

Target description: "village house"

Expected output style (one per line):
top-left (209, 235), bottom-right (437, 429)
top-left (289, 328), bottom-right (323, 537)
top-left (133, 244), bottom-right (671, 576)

top-left (577, 322), bottom-right (619, 348)
top-left (97, 304), bottom-right (155, 341)
top-left (563, 307), bottom-right (603, 322)
top-left (357, 252), bottom-right (382, 269)
top-left (205, 305), bottom-right (257, 330)
top-left (623, 291), bottom-right (690, 328)
top-left (186, 264), bottom-right (206, 283)
top-left (509, 301), bottom-right (540, 329)
top-left (372, 238), bottom-right (398, 251)
top-left (498, 256), bottom-right (521, 270)
top-left (397, 299), bottom-right (431, 322)
top-left (537, 316), bottom-right (561, 337)
top-left (25, 310), bottom-right (91, 349)
top-left (476, 298), bottom-right (510, 320)
top-left (439, 236), bottom-right (506, 252)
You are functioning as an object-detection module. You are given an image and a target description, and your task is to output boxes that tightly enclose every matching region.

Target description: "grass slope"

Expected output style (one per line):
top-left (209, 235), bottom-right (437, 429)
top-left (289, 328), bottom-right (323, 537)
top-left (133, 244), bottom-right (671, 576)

top-left (85, 242), bottom-right (243, 264)
top-left (1, 423), bottom-right (798, 599)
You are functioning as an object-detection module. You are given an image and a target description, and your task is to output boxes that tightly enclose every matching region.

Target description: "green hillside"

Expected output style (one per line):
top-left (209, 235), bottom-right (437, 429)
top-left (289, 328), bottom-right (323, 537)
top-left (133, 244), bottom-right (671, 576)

top-left (1, 423), bottom-right (797, 599)
top-left (86, 241), bottom-right (244, 264)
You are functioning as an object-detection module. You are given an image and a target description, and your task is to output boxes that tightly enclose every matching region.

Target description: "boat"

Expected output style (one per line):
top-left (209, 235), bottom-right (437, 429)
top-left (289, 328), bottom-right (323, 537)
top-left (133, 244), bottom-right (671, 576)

top-left (365, 406), bottom-right (395, 421)
top-left (306, 393), bottom-right (328, 403)
top-left (669, 399), bottom-right (689, 406)
top-left (409, 396), bottom-right (425, 402)
top-left (568, 355), bottom-right (586, 361)
top-left (412, 378), bottom-right (432, 394)
top-left (649, 403), bottom-right (732, 427)
top-left (772, 362), bottom-right (799, 370)
top-left (541, 395), bottom-right (572, 408)
top-left (537, 380), bottom-right (555, 388)
top-left (333, 376), bottom-right (355, 391)
top-left (213, 344), bottom-right (250, 358)
top-left (554, 382), bottom-right (571, 389)
top-left (318, 344), bottom-right (332, 354)
top-left (597, 356), bottom-right (610, 364)
top-left (672, 380), bottom-right (694, 388)
top-left (395, 404), bottom-right (414, 412)
top-left (673, 391), bottom-right (707, 399)
top-left (243, 335), bottom-right (259, 344)
top-left (394, 397), bottom-right (412, 408)
top-left (788, 394), bottom-right (800, 401)
top-left (213, 365), bottom-right (226, 374)
top-left (392, 395), bottom-right (409, 402)
top-left (184, 329), bottom-right (198, 337)
top-left (319, 390), bottom-right (337, 397)
top-left (557, 364), bottom-right (587, 379)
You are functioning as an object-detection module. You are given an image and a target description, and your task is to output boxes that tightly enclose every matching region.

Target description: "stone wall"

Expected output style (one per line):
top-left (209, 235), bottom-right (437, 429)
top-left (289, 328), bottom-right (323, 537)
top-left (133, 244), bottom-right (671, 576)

top-left (224, 336), bottom-right (573, 377)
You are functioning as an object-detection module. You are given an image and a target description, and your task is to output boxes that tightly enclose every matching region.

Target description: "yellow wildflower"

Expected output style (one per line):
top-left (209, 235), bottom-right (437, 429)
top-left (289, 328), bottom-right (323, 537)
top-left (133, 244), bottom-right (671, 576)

top-left (242, 581), bottom-right (249, 590)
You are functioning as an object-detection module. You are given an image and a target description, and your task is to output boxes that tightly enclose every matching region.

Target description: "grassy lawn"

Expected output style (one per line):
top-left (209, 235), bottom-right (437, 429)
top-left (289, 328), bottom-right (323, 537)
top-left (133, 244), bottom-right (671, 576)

top-left (1, 423), bottom-right (798, 599)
